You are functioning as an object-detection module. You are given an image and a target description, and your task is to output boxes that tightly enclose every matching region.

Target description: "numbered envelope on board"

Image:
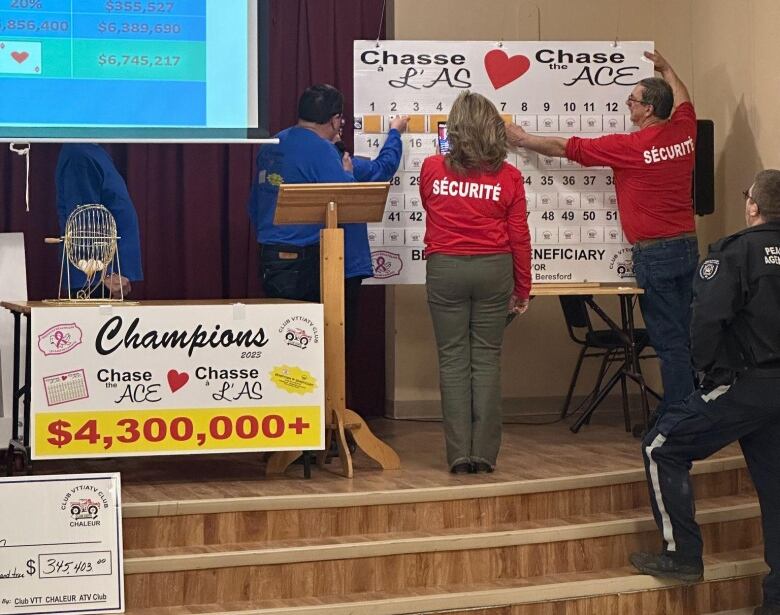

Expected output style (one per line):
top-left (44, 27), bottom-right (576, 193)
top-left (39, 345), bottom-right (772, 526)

top-left (603, 115), bottom-right (625, 132)
top-left (581, 115), bottom-right (603, 132)
top-left (386, 194), bottom-right (405, 210)
top-left (384, 229), bottom-right (404, 246)
top-left (581, 192), bottom-right (604, 208)
top-left (405, 229), bottom-right (425, 245)
top-left (559, 115), bottom-right (580, 132)
top-left (559, 193), bottom-right (581, 209)
top-left (404, 114), bottom-right (427, 133)
top-left (537, 193), bottom-right (559, 210)
top-left (560, 157), bottom-right (581, 169)
top-left (582, 227), bottom-right (605, 243)
top-left (537, 115), bottom-right (559, 132)
top-left (404, 154), bottom-right (426, 172)
top-left (361, 115), bottom-right (384, 133)
top-left (405, 195), bottom-right (423, 210)
top-left (560, 227), bottom-right (581, 243)
top-left (539, 155), bottom-right (561, 170)
top-left (516, 149), bottom-right (535, 169)
top-left (514, 115), bottom-right (537, 131)
top-left (536, 228), bottom-right (559, 244)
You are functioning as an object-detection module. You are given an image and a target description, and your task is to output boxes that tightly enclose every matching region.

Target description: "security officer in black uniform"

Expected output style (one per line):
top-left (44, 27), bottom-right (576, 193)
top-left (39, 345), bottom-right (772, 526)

top-left (630, 169), bottom-right (780, 615)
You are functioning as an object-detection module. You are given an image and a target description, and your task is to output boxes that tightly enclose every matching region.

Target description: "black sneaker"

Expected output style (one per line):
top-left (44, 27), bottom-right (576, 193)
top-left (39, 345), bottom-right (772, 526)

top-left (755, 605), bottom-right (780, 615)
top-left (450, 462), bottom-right (472, 474)
top-left (629, 552), bottom-right (703, 583)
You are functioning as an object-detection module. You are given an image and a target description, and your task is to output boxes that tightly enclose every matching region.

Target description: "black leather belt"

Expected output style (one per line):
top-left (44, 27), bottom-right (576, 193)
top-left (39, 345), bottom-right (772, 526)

top-left (634, 231), bottom-right (697, 249)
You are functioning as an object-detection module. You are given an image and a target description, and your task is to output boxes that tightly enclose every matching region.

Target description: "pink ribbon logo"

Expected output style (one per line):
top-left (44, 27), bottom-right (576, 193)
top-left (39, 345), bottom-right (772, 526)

top-left (38, 323), bottom-right (83, 356)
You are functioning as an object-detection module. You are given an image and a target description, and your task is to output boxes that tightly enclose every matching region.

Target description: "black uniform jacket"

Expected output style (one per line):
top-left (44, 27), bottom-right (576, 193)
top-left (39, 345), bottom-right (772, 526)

top-left (691, 221), bottom-right (780, 383)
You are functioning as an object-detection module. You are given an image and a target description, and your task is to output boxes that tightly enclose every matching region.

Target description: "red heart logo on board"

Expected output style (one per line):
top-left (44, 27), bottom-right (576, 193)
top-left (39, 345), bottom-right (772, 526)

top-left (484, 49), bottom-right (530, 89)
top-left (167, 369), bottom-right (189, 393)
top-left (11, 51), bottom-right (29, 64)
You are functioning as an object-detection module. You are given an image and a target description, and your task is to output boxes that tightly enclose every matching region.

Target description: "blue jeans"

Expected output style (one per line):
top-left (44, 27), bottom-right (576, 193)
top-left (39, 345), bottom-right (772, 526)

top-left (632, 236), bottom-right (699, 413)
top-left (259, 243), bottom-right (321, 302)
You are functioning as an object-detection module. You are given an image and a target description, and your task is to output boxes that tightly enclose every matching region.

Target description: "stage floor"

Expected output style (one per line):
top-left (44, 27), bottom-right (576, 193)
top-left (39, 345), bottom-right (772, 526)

top-left (28, 418), bottom-right (743, 507)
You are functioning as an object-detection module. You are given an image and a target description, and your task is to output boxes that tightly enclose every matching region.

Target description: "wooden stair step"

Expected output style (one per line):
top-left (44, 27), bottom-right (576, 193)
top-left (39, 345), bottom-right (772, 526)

top-left (122, 461), bottom-right (754, 550)
top-left (123, 547), bottom-right (766, 615)
top-left (124, 493), bottom-right (759, 573)
top-left (123, 454), bottom-right (749, 517)
top-left (122, 495), bottom-right (764, 609)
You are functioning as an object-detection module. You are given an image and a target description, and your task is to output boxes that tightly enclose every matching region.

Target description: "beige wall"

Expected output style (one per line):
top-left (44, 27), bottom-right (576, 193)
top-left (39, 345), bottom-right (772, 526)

top-left (386, 0), bottom-right (768, 416)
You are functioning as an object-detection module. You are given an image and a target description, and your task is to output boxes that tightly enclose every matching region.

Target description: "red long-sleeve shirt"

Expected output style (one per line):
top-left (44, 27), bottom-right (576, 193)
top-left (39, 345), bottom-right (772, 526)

top-left (419, 155), bottom-right (532, 300)
top-left (565, 102), bottom-right (697, 244)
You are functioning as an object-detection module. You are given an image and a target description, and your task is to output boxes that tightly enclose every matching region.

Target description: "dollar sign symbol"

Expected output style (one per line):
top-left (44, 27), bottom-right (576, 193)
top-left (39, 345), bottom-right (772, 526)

top-left (26, 559), bottom-right (35, 575)
top-left (47, 420), bottom-right (72, 448)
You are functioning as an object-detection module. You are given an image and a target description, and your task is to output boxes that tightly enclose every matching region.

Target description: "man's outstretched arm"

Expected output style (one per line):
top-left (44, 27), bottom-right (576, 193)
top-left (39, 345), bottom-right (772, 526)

top-left (506, 124), bottom-right (567, 157)
top-left (645, 50), bottom-right (691, 108)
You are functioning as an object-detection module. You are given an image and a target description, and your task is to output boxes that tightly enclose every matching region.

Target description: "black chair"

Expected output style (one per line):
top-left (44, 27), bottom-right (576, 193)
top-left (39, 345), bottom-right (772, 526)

top-left (559, 295), bottom-right (659, 432)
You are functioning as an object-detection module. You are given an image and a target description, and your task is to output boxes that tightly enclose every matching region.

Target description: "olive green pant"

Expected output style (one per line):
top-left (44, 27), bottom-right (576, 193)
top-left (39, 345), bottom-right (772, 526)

top-left (426, 253), bottom-right (513, 469)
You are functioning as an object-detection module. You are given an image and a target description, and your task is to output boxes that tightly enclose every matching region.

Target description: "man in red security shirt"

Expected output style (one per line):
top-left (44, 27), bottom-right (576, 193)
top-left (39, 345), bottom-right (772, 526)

top-left (507, 50), bottom-right (698, 419)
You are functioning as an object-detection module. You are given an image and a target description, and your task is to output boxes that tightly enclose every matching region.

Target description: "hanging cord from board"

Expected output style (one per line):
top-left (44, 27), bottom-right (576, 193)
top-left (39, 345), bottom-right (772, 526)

top-left (9, 143), bottom-right (31, 212)
top-left (375, 0), bottom-right (387, 46)
top-left (613, 0), bottom-right (622, 47)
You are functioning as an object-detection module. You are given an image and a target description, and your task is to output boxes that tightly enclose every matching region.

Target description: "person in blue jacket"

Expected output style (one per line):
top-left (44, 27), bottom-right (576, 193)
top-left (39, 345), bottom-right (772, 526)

top-left (55, 144), bottom-right (143, 298)
top-left (248, 84), bottom-right (354, 303)
top-left (247, 83), bottom-right (406, 345)
top-left (337, 114), bottom-right (408, 283)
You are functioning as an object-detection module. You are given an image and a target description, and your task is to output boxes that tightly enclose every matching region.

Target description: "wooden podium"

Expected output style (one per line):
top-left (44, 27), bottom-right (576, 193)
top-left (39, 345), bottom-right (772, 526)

top-left (265, 182), bottom-right (401, 478)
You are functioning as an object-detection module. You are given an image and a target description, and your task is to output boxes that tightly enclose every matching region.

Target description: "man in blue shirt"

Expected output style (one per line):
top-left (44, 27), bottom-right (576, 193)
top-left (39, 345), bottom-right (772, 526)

top-left (248, 84), bottom-right (354, 302)
top-left (247, 84), bottom-right (406, 345)
top-left (55, 144), bottom-right (143, 298)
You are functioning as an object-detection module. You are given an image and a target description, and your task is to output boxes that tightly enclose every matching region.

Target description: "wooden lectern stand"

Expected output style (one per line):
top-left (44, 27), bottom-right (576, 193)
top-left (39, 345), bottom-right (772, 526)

top-left (265, 182), bottom-right (401, 478)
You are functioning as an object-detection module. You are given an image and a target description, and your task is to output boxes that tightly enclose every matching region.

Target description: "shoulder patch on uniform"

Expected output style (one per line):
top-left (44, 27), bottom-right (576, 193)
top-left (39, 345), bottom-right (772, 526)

top-left (699, 259), bottom-right (719, 280)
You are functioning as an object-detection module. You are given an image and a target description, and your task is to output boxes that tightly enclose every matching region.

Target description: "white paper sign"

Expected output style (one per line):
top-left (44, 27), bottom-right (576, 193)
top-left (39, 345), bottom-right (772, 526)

top-left (353, 40), bottom-right (654, 284)
top-left (0, 473), bottom-right (123, 615)
top-left (30, 303), bottom-right (325, 459)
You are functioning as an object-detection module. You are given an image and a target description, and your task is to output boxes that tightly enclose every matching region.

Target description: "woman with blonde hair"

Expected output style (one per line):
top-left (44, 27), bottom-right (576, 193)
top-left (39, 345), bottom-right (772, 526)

top-left (420, 91), bottom-right (531, 474)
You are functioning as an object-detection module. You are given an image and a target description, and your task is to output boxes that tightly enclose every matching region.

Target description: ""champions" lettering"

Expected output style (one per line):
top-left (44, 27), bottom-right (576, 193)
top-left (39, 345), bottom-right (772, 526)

top-left (95, 316), bottom-right (268, 357)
